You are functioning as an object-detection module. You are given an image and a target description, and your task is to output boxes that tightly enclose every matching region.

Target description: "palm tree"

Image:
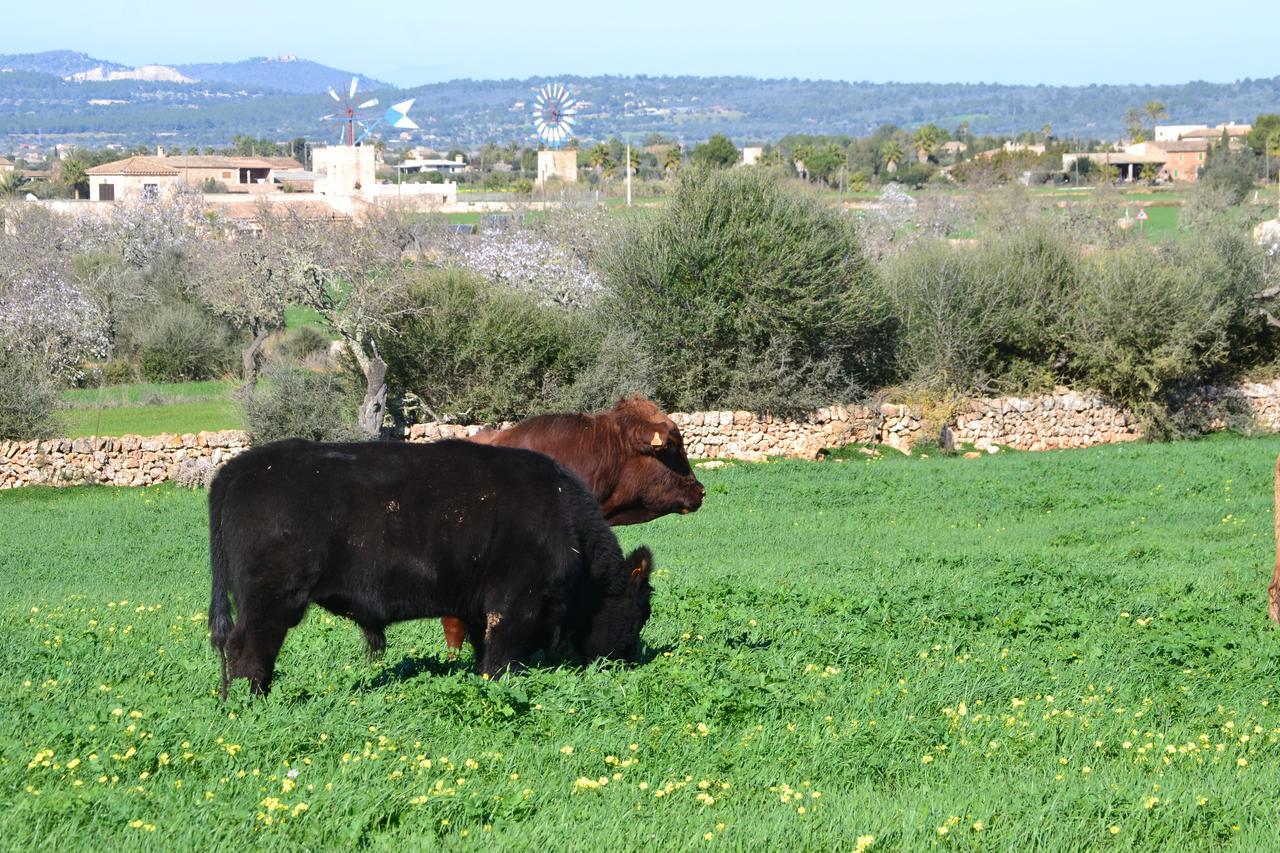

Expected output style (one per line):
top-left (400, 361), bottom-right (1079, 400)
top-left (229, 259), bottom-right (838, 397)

top-left (0, 169), bottom-right (26, 198)
top-left (587, 144), bottom-right (610, 173)
top-left (880, 140), bottom-right (905, 173)
top-left (1144, 101), bottom-right (1168, 138)
top-left (1125, 108), bottom-right (1145, 142)
top-left (913, 124), bottom-right (942, 163)
top-left (60, 159), bottom-right (88, 199)
top-left (662, 145), bottom-right (682, 174)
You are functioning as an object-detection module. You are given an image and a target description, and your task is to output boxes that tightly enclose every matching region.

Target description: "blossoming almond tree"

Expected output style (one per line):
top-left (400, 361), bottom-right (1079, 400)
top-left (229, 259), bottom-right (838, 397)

top-left (270, 205), bottom-right (418, 437)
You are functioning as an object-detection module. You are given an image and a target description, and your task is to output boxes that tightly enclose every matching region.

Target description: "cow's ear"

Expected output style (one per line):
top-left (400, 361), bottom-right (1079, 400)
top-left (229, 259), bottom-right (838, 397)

top-left (624, 547), bottom-right (653, 591)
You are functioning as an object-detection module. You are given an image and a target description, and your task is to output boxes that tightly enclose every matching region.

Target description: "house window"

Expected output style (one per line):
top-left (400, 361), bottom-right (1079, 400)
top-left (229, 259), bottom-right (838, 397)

top-left (1198, 153), bottom-right (1203, 161)
top-left (142, 183), bottom-right (159, 199)
top-left (99, 183), bottom-right (115, 202)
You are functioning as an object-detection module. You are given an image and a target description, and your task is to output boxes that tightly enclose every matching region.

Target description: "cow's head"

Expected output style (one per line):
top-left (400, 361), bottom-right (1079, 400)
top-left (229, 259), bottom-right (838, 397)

top-left (577, 547), bottom-right (653, 662)
top-left (606, 397), bottom-right (705, 525)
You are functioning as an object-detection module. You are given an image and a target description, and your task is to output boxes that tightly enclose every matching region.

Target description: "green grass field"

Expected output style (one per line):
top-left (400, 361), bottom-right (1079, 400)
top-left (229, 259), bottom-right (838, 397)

top-left (59, 381), bottom-right (242, 439)
top-left (5, 435), bottom-right (1280, 847)
top-left (59, 400), bottom-right (242, 439)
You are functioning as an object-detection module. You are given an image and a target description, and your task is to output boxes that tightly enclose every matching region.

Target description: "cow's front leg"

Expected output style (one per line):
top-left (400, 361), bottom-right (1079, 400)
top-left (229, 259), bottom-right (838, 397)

top-left (1268, 562), bottom-right (1280, 623)
top-left (362, 625), bottom-right (387, 662)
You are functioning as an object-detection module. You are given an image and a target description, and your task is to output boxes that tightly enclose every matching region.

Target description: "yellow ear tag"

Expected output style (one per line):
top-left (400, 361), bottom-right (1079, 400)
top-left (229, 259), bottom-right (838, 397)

top-left (650, 431), bottom-right (663, 447)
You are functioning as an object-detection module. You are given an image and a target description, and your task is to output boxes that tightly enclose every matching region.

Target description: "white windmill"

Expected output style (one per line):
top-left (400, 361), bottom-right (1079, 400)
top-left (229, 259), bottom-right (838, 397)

top-left (532, 81), bottom-right (579, 188)
top-left (532, 82), bottom-right (577, 148)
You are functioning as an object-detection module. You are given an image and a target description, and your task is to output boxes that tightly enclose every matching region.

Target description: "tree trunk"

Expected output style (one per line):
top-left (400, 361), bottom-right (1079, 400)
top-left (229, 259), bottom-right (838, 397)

top-left (358, 353), bottom-right (388, 439)
top-left (241, 327), bottom-right (271, 389)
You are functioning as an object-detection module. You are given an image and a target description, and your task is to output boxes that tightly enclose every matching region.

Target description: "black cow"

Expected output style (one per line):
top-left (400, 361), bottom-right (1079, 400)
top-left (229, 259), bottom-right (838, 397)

top-left (208, 438), bottom-right (654, 696)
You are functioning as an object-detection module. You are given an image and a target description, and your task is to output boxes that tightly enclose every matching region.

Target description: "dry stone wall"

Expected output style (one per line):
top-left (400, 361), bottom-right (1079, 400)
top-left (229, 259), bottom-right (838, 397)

top-left (9, 380), bottom-right (1280, 489)
top-left (0, 431), bottom-right (248, 490)
top-left (943, 391), bottom-right (1140, 452)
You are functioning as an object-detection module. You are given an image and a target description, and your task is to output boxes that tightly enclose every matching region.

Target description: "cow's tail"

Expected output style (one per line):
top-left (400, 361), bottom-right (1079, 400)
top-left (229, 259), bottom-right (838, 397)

top-left (208, 473), bottom-right (234, 700)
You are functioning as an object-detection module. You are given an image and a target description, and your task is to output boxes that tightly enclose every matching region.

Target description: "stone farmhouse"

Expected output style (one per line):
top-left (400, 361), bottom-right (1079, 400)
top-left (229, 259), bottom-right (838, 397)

top-left (0, 156), bottom-right (12, 174)
top-left (85, 154), bottom-right (304, 202)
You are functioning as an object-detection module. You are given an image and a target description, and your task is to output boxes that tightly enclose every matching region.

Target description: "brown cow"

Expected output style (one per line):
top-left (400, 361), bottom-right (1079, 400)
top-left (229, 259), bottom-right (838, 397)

top-left (1270, 456), bottom-right (1280, 623)
top-left (439, 396), bottom-right (704, 652)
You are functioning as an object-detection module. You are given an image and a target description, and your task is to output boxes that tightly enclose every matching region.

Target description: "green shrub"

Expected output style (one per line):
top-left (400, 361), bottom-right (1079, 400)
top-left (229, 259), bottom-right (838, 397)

top-left (882, 223), bottom-right (1272, 421)
top-left (278, 326), bottom-right (330, 363)
top-left (238, 366), bottom-right (362, 444)
top-left (599, 167), bottom-right (891, 413)
top-left (1198, 149), bottom-right (1258, 204)
top-left (553, 324), bottom-right (655, 413)
top-left (1063, 228), bottom-right (1270, 432)
top-left (379, 268), bottom-right (594, 422)
top-left (98, 359), bottom-right (137, 385)
top-left (135, 303), bottom-right (233, 382)
top-left (0, 348), bottom-right (61, 440)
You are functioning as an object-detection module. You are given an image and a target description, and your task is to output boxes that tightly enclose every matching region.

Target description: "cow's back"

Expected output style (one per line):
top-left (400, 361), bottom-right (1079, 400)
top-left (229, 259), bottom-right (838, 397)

top-left (212, 440), bottom-right (597, 618)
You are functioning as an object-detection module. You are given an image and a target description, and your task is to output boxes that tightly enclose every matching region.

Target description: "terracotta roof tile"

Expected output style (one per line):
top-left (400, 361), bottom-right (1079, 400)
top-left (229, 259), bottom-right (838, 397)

top-left (85, 156), bottom-right (180, 177)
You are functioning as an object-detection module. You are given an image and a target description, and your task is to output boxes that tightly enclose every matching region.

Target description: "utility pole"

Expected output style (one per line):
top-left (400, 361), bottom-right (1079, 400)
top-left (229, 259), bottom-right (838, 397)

top-left (626, 141), bottom-right (632, 207)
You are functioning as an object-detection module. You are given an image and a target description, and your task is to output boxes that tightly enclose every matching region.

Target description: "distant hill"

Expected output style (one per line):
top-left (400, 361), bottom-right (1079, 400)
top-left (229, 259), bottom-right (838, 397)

top-left (0, 50), bottom-right (126, 77)
top-left (0, 50), bottom-right (389, 93)
top-left (2, 52), bottom-right (1278, 150)
top-left (174, 55), bottom-right (393, 94)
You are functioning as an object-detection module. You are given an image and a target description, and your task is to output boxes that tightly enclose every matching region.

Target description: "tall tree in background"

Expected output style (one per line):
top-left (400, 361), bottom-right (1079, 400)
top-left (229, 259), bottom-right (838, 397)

top-left (691, 134), bottom-right (739, 169)
top-left (59, 160), bottom-right (88, 199)
top-left (588, 144), bottom-right (611, 176)
top-left (1125, 107), bottom-right (1145, 141)
top-left (1144, 101), bottom-right (1169, 138)
top-left (880, 140), bottom-right (905, 173)
top-left (662, 146), bottom-right (683, 174)
top-left (913, 124), bottom-right (944, 163)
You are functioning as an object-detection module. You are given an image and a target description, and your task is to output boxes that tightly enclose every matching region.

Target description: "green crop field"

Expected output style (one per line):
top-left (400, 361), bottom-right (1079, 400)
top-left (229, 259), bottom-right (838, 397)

top-left (59, 400), bottom-right (242, 440)
top-left (59, 381), bottom-right (242, 438)
top-left (5, 435), bottom-right (1280, 848)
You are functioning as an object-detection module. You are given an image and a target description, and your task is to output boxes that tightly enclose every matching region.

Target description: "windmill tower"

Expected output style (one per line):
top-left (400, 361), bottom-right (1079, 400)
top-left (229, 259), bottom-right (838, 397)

top-left (532, 82), bottom-right (578, 187)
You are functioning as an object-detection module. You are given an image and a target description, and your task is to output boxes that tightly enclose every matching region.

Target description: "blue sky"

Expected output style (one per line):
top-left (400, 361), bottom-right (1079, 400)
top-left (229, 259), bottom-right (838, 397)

top-left (5, 0), bottom-right (1277, 88)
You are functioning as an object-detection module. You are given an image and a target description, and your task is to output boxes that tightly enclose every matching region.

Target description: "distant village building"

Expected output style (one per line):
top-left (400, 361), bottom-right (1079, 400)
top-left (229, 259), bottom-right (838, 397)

top-left (1154, 124), bottom-right (1208, 142)
top-left (740, 146), bottom-right (763, 166)
top-left (941, 140), bottom-right (968, 155)
top-left (0, 156), bottom-right (13, 175)
top-left (974, 141), bottom-right (1046, 160)
top-left (1063, 122), bottom-right (1248, 183)
top-left (396, 155), bottom-right (468, 176)
top-left (60, 145), bottom-right (456, 219)
top-left (1177, 124), bottom-right (1251, 146)
top-left (85, 157), bottom-right (181, 202)
top-left (84, 154), bottom-right (304, 201)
